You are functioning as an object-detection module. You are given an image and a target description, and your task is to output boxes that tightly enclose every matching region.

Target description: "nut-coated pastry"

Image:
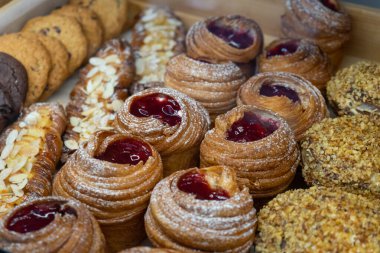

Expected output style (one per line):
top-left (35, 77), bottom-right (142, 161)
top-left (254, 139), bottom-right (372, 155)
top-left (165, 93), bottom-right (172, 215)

top-left (145, 166), bottom-right (257, 253)
top-left (237, 72), bottom-right (328, 141)
top-left (120, 247), bottom-right (179, 253)
top-left (54, 130), bottom-right (163, 252)
top-left (0, 103), bottom-right (67, 217)
top-left (301, 114), bottom-right (380, 198)
top-left (200, 105), bottom-right (299, 198)
top-left (165, 53), bottom-right (248, 122)
top-left (259, 38), bottom-right (332, 91)
top-left (63, 38), bottom-right (134, 162)
top-left (327, 61), bottom-right (380, 115)
top-left (114, 87), bottom-right (210, 176)
top-left (186, 15), bottom-right (263, 63)
top-left (281, 0), bottom-right (351, 67)
top-left (0, 196), bottom-right (105, 253)
top-left (256, 186), bottom-right (380, 253)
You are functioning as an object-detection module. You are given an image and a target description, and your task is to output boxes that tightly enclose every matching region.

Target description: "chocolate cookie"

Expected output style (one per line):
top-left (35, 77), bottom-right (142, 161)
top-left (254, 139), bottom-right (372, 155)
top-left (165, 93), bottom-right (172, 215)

top-left (0, 52), bottom-right (28, 132)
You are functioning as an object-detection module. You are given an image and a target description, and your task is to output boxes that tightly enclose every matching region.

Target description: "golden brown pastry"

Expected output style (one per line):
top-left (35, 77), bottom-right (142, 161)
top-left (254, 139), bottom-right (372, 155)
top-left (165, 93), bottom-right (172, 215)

top-left (114, 87), bottom-right (210, 176)
top-left (165, 53), bottom-right (248, 122)
top-left (186, 15), bottom-right (263, 63)
top-left (0, 103), bottom-right (66, 217)
top-left (281, 0), bottom-right (351, 67)
top-left (259, 38), bottom-right (332, 91)
top-left (63, 38), bottom-right (134, 162)
top-left (53, 130), bottom-right (163, 252)
top-left (200, 106), bottom-right (300, 198)
top-left (145, 166), bottom-right (257, 252)
top-left (0, 196), bottom-right (105, 253)
top-left (119, 247), bottom-right (179, 253)
top-left (237, 72), bottom-right (328, 141)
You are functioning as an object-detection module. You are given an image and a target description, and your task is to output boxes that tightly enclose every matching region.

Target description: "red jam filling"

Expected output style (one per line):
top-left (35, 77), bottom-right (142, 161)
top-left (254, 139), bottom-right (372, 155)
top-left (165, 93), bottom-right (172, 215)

top-left (6, 201), bottom-right (76, 234)
top-left (226, 112), bottom-right (279, 143)
top-left (320, 0), bottom-right (338, 12)
top-left (95, 138), bottom-right (152, 165)
top-left (130, 93), bottom-right (182, 127)
top-left (177, 171), bottom-right (230, 201)
top-left (266, 41), bottom-right (299, 58)
top-left (260, 83), bottom-right (300, 103)
top-left (207, 21), bottom-right (253, 49)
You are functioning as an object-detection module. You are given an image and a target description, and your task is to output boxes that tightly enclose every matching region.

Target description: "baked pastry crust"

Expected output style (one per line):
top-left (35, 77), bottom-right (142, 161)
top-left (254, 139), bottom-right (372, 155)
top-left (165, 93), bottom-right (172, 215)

top-left (54, 130), bottom-right (163, 252)
top-left (0, 103), bottom-right (66, 217)
top-left (237, 72), bottom-right (328, 141)
top-left (145, 166), bottom-right (257, 252)
top-left (200, 105), bottom-right (299, 198)
top-left (0, 196), bottom-right (105, 253)
top-left (259, 38), bottom-right (332, 91)
top-left (186, 15), bottom-right (263, 63)
top-left (120, 247), bottom-right (179, 253)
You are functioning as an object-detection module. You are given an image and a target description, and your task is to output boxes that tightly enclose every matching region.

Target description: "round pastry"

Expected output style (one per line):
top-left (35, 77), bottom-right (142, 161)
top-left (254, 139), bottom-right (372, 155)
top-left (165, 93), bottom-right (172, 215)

top-left (259, 38), bottom-right (332, 91)
top-left (114, 87), bottom-right (210, 177)
top-left (281, 0), bottom-right (351, 67)
top-left (186, 15), bottom-right (263, 63)
top-left (145, 166), bottom-right (257, 252)
top-left (53, 130), bottom-right (163, 252)
top-left (0, 196), bottom-right (105, 253)
top-left (200, 105), bottom-right (300, 198)
top-left (301, 114), bottom-right (380, 198)
top-left (256, 186), bottom-right (380, 253)
top-left (327, 61), bottom-right (380, 115)
top-left (0, 52), bottom-right (28, 132)
top-left (120, 247), bottom-right (179, 253)
top-left (237, 72), bottom-right (328, 141)
top-left (165, 53), bottom-right (248, 122)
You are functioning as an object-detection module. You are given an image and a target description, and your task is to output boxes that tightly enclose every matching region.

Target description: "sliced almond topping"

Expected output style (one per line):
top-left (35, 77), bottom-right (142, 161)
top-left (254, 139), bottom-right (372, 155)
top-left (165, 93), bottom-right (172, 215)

top-left (104, 54), bottom-right (120, 64)
top-left (102, 83), bottom-right (115, 99)
top-left (6, 130), bottom-right (18, 146)
top-left (1, 142), bottom-right (14, 160)
top-left (70, 117), bottom-right (81, 127)
top-left (17, 178), bottom-right (28, 190)
top-left (24, 111), bottom-right (40, 126)
top-left (5, 196), bottom-right (19, 203)
top-left (19, 122), bottom-right (26, 128)
top-left (89, 57), bottom-right (106, 67)
top-left (111, 100), bottom-right (124, 112)
top-left (0, 180), bottom-right (6, 190)
top-left (11, 156), bottom-right (28, 174)
top-left (64, 139), bottom-right (79, 150)
top-left (86, 67), bottom-right (100, 78)
top-left (0, 168), bottom-right (12, 180)
top-left (0, 159), bottom-right (5, 170)
top-left (72, 126), bottom-right (82, 133)
top-left (10, 184), bottom-right (24, 197)
top-left (9, 173), bottom-right (27, 184)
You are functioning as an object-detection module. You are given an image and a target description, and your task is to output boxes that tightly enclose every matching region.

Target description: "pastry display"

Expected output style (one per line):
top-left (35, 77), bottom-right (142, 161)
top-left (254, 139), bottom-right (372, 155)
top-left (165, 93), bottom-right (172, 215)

top-left (237, 72), bottom-right (328, 141)
top-left (301, 114), bottom-right (380, 198)
top-left (120, 247), bottom-right (179, 253)
top-left (327, 61), bottom-right (380, 115)
top-left (165, 53), bottom-right (248, 122)
top-left (0, 196), bottom-right (105, 253)
top-left (186, 15), bottom-right (263, 63)
top-left (114, 87), bottom-right (210, 176)
top-left (145, 166), bottom-right (257, 252)
top-left (0, 103), bottom-right (66, 217)
top-left (63, 38), bottom-right (134, 162)
top-left (53, 130), bottom-right (163, 252)
top-left (0, 52), bottom-right (28, 132)
top-left (200, 105), bottom-right (299, 197)
top-left (256, 186), bottom-right (380, 253)
top-left (281, 0), bottom-right (351, 67)
top-left (259, 38), bottom-right (332, 91)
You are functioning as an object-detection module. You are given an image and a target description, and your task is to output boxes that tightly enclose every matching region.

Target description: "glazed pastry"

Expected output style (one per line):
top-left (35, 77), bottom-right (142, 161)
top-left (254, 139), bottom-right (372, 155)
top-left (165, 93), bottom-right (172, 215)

top-left (301, 114), bottom-right (380, 198)
top-left (186, 15), bottom-right (263, 63)
top-left (259, 38), bottom-right (332, 91)
top-left (237, 72), bottom-right (328, 141)
top-left (165, 53), bottom-right (248, 122)
top-left (0, 103), bottom-right (66, 217)
top-left (131, 6), bottom-right (186, 85)
top-left (281, 0), bottom-right (351, 67)
top-left (0, 197), bottom-right (105, 253)
top-left (200, 105), bottom-right (299, 198)
top-left (145, 166), bottom-right (257, 252)
top-left (256, 186), bottom-right (380, 253)
top-left (63, 38), bottom-right (134, 162)
top-left (327, 61), bottom-right (380, 115)
top-left (54, 130), bottom-right (163, 252)
top-left (120, 247), bottom-right (179, 253)
top-left (114, 87), bottom-right (210, 176)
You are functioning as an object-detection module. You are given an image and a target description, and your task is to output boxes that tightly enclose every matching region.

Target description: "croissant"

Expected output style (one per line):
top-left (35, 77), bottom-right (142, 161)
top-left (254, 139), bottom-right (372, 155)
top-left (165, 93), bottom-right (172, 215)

top-left (114, 87), bottom-right (210, 176)
top-left (145, 166), bottom-right (257, 252)
top-left (53, 130), bottom-right (163, 252)
top-left (281, 0), bottom-right (351, 68)
top-left (120, 247), bottom-right (180, 253)
top-left (259, 38), bottom-right (332, 91)
top-left (0, 196), bottom-right (105, 253)
top-left (200, 106), bottom-right (300, 198)
top-left (186, 15), bottom-right (263, 63)
top-left (0, 103), bottom-right (66, 217)
top-left (237, 72), bottom-right (328, 141)
top-left (165, 53), bottom-right (247, 122)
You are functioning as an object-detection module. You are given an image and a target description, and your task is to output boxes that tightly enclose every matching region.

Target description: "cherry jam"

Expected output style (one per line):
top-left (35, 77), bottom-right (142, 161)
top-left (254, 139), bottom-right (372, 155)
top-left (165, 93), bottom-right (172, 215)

top-left (259, 83), bottom-right (300, 103)
top-left (267, 41), bottom-right (299, 58)
top-left (207, 21), bottom-right (253, 49)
